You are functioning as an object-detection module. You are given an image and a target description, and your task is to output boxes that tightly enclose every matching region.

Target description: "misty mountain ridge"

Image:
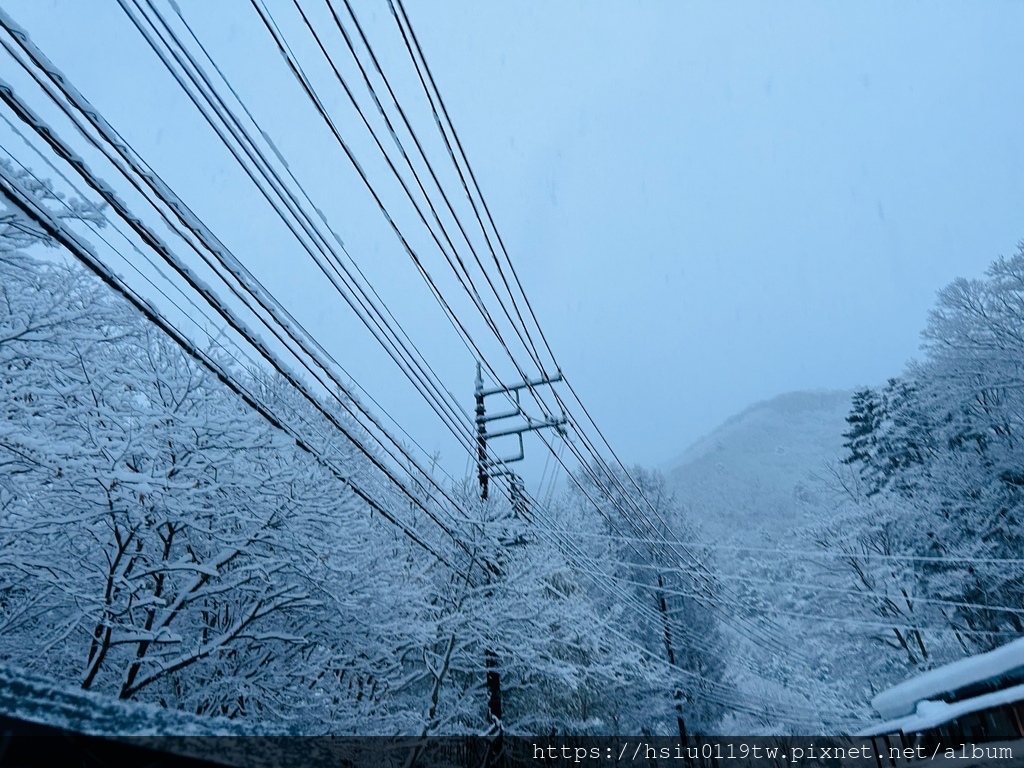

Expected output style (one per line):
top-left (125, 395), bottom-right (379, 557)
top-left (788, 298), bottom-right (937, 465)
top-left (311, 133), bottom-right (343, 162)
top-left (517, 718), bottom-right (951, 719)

top-left (666, 389), bottom-right (855, 545)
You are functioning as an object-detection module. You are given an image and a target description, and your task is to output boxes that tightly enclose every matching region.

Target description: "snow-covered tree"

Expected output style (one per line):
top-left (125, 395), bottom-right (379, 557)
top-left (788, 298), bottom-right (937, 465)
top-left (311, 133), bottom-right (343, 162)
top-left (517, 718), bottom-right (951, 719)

top-left (0, 168), bottom-right (438, 731)
top-left (398, 478), bottom-right (663, 737)
top-left (559, 464), bottom-right (731, 735)
top-left (0, 159), bottom-right (104, 256)
top-left (842, 379), bottom-right (936, 498)
top-left (833, 245), bottom-right (1024, 672)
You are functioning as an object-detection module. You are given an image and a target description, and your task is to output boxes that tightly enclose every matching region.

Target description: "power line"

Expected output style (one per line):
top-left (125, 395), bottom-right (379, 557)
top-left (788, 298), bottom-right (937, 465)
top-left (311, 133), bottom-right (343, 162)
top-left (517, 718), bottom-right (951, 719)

top-left (315, 0), bottom-right (549, 379)
top-left (0, 5), bottom-right (819, 732)
top-left (325, 3), bottom-right (761, 638)
top-left (237, 0), bottom-right (562, 508)
top-left (386, 0), bottom-right (553, 378)
top-left (0, 10), bottom-right (507, 565)
top-left (248, 0), bottom-right (561, 428)
top-left (0, 155), bottom-right (454, 571)
top-left (499, 481), bottom-right (858, 728)
top-left (163, 0), bottom-right (472, 487)
top-left (381, 0), bottom-right (844, 663)
top-left (126, 0), bottom-right (477, 461)
top-left (248, 0), bottom-right (800, 673)
top-left (528, 524), bottom-right (1024, 566)
top-left (587, 557), bottom-right (1024, 620)
top-left (245, 0), bottom-right (502, 384)
top-left (0, 123), bottom-right (267, 383)
top-left (0, 54), bottom-right (475, 571)
top-left (128, 0), bottom-right (546, 522)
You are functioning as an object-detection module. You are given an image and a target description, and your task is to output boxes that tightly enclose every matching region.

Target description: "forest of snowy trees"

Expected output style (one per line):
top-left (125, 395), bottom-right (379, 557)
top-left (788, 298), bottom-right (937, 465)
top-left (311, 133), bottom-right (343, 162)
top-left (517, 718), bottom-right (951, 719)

top-left (3, 160), bottom-right (1023, 737)
top-left (734, 246), bottom-right (1024, 728)
top-left (842, 251), bottom-right (1024, 651)
top-left (0, 163), bottom-right (730, 735)
top-left (838, 251), bottom-right (1024, 655)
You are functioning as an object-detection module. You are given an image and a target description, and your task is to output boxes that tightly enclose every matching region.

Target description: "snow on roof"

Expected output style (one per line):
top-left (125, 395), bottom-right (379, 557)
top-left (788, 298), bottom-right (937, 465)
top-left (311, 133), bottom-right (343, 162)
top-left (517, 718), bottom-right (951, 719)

top-left (859, 682), bottom-right (1024, 737)
top-left (872, 637), bottom-right (1024, 720)
top-left (0, 664), bottom-right (263, 736)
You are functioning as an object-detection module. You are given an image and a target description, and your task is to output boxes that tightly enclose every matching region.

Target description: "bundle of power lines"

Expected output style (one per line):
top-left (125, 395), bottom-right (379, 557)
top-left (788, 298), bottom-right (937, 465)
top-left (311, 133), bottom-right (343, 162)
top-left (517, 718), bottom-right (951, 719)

top-left (0, 1), bottom-right (876, 731)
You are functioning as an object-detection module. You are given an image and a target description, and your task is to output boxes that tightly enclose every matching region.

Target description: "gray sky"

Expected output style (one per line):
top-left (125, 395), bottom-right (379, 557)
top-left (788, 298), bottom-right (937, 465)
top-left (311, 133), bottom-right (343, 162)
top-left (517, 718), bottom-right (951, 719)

top-left (4, 1), bottom-right (1024, 491)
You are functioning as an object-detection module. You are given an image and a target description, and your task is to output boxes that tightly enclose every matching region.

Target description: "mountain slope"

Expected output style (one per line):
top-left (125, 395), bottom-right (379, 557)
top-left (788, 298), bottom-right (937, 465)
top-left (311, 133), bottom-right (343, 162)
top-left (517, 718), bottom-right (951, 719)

top-left (666, 389), bottom-right (854, 544)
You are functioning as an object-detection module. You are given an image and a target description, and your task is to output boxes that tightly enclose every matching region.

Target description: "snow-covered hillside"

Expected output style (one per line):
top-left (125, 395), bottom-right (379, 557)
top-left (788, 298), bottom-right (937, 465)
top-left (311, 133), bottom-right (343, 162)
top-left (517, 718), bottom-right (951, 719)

top-left (662, 390), bottom-right (872, 734)
top-left (665, 390), bottom-right (854, 545)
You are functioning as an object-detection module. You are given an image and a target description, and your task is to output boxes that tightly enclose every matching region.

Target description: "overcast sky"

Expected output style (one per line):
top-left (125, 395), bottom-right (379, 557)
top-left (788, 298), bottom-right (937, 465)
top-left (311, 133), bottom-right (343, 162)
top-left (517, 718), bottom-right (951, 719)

top-left (3, 1), bottom-right (1024, 492)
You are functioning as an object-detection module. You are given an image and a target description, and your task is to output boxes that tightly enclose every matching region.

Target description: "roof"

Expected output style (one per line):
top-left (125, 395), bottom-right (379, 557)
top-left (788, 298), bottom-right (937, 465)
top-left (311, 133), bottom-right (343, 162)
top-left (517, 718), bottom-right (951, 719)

top-left (0, 663), bottom-right (264, 736)
top-left (858, 682), bottom-right (1024, 737)
top-left (872, 637), bottom-right (1024, 720)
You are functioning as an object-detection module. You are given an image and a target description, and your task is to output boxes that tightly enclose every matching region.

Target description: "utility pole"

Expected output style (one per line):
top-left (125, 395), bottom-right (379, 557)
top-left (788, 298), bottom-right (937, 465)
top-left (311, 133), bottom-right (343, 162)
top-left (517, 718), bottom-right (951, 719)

top-left (657, 572), bottom-right (689, 744)
top-left (473, 362), bottom-right (566, 509)
top-left (473, 362), bottom-right (565, 757)
top-left (475, 364), bottom-right (490, 501)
